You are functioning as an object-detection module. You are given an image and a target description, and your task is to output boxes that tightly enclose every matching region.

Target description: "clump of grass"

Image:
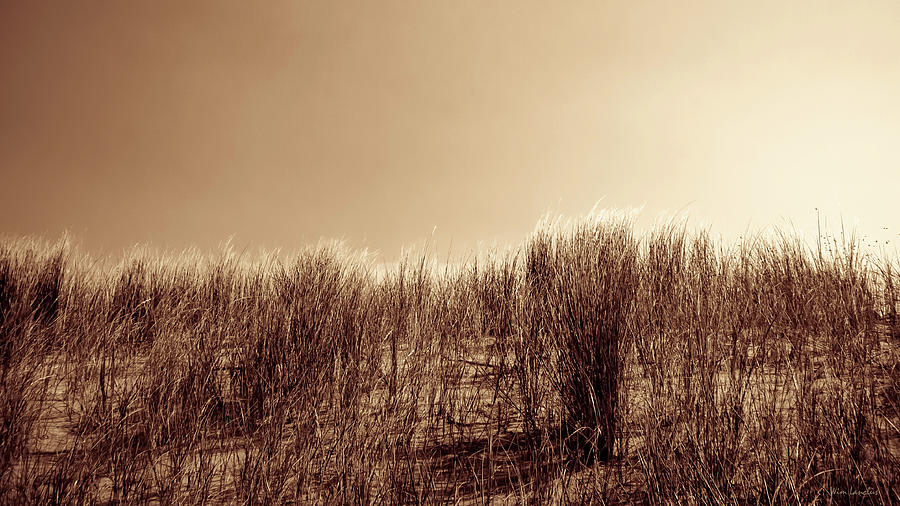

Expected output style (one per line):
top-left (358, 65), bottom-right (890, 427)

top-left (0, 239), bottom-right (66, 503)
top-left (0, 238), bottom-right (68, 348)
top-left (526, 212), bottom-right (638, 464)
top-left (111, 258), bottom-right (158, 345)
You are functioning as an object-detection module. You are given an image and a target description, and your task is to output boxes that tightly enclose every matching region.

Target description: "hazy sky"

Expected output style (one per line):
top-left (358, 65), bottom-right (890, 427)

top-left (2, 1), bottom-right (898, 260)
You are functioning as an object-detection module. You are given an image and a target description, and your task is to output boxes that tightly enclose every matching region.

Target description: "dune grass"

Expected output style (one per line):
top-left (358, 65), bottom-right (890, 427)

top-left (0, 213), bottom-right (897, 504)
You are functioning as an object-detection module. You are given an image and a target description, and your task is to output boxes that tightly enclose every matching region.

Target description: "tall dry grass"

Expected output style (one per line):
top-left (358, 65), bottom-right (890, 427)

top-left (0, 213), bottom-right (897, 504)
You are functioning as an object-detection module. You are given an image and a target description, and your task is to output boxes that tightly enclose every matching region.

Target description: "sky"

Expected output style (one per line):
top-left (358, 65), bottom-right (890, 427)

top-left (2, 1), bottom-right (898, 261)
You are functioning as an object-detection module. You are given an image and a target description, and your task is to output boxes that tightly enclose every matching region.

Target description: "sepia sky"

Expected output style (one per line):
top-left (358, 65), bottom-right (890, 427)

top-left (2, 1), bottom-right (899, 260)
